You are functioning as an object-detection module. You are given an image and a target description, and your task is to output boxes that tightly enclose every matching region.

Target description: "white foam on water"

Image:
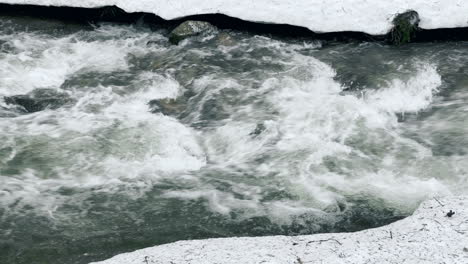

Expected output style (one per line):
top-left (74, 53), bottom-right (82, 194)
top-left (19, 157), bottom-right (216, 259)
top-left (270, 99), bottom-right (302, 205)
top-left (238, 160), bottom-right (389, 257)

top-left (0, 25), bottom-right (153, 95)
top-left (135, 71), bottom-right (183, 100)
top-left (173, 49), bottom-right (451, 220)
top-left (0, 22), bottom-right (461, 227)
top-left (366, 63), bottom-right (442, 113)
top-left (163, 189), bottom-right (261, 215)
top-left (0, 24), bottom-right (207, 214)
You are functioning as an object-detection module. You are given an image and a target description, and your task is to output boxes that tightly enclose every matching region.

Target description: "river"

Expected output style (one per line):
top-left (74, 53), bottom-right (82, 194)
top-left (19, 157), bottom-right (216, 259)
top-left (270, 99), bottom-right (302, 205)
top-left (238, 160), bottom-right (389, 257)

top-left (1, 15), bottom-right (467, 264)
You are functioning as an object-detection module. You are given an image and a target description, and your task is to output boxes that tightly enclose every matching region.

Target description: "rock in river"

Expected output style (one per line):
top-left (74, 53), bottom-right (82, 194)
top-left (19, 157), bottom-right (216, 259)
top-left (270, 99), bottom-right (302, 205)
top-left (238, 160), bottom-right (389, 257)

top-left (4, 88), bottom-right (75, 113)
top-left (169, 20), bottom-right (217, 44)
top-left (148, 98), bottom-right (187, 116)
top-left (390, 10), bottom-right (420, 45)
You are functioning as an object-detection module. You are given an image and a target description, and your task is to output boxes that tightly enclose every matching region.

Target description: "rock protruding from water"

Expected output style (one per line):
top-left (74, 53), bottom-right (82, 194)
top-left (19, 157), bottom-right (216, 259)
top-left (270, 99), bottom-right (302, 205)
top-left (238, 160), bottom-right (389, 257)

top-left (4, 88), bottom-right (74, 113)
top-left (169, 20), bottom-right (217, 44)
top-left (148, 98), bottom-right (186, 116)
top-left (249, 123), bottom-right (266, 137)
top-left (390, 11), bottom-right (420, 45)
top-left (216, 32), bottom-right (236, 46)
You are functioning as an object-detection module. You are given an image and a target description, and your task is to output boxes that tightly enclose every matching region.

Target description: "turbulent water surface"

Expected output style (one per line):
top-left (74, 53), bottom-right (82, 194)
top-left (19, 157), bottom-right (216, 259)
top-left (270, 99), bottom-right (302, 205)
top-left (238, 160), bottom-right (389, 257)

top-left (1, 15), bottom-right (468, 264)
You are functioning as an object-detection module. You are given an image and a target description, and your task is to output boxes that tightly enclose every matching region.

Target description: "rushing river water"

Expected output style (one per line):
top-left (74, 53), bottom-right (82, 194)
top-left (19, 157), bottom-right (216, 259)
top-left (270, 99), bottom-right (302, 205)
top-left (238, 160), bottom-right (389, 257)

top-left (1, 15), bottom-right (468, 264)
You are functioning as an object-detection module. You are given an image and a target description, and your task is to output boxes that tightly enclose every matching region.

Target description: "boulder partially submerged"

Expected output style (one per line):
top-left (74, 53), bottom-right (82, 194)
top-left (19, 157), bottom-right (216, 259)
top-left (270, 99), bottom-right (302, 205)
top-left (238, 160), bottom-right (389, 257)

top-left (148, 97), bottom-right (186, 116)
top-left (169, 20), bottom-right (216, 44)
top-left (4, 88), bottom-right (74, 113)
top-left (92, 196), bottom-right (468, 264)
top-left (2, 0), bottom-right (468, 36)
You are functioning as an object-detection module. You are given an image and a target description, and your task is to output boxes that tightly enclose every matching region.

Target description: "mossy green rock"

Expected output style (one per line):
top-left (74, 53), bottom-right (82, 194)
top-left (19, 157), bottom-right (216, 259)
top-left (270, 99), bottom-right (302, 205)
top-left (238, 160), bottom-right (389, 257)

top-left (390, 11), bottom-right (420, 45)
top-left (169, 20), bottom-right (216, 44)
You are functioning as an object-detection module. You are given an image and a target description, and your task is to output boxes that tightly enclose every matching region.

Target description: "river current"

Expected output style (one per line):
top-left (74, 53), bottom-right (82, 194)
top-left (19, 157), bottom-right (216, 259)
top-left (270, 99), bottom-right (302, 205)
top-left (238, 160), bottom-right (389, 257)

top-left (1, 15), bottom-right (467, 264)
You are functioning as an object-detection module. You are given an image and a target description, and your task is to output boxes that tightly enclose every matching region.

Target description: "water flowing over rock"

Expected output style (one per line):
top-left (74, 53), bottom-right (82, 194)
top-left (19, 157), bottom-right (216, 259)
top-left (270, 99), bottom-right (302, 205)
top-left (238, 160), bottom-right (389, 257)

top-left (4, 88), bottom-right (74, 113)
top-left (148, 98), bottom-right (186, 116)
top-left (169, 20), bottom-right (217, 44)
top-left (216, 32), bottom-right (236, 46)
top-left (249, 123), bottom-right (266, 137)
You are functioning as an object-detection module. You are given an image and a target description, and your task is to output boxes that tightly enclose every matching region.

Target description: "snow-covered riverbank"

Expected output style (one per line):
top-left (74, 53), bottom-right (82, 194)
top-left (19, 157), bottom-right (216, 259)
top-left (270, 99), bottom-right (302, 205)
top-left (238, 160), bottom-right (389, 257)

top-left (93, 196), bottom-right (468, 264)
top-left (1, 0), bottom-right (468, 35)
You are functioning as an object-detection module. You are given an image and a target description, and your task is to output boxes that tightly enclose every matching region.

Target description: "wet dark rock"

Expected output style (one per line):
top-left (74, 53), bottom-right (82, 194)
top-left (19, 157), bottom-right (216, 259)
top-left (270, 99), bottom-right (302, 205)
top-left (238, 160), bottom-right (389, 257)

top-left (61, 71), bottom-right (134, 91)
top-left (148, 98), bottom-right (186, 116)
top-left (169, 20), bottom-right (217, 44)
top-left (146, 40), bottom-right (167, 47)
top-left (4, 88), bottom-right (75, 113)
top-left (250, 123), bottom-right (266, 137)
top-left (390, 11), bottom-right (420, 45)
top-left (217, 32), bottom-right (236, 46)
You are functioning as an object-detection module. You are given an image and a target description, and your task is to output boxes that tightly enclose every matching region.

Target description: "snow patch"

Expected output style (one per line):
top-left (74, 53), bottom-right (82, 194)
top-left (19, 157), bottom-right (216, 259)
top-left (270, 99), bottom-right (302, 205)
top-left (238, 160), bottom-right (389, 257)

top-left (1, 0), bottom-right (468, 35)
top-left (92, 196), bottom-right (468, 264)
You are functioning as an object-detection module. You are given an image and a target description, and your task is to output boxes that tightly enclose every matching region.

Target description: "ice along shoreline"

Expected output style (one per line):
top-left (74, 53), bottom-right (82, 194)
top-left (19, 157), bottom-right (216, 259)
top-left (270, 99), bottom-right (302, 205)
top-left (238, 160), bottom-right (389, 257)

top-left (93, 196), bottom-right (468, 264)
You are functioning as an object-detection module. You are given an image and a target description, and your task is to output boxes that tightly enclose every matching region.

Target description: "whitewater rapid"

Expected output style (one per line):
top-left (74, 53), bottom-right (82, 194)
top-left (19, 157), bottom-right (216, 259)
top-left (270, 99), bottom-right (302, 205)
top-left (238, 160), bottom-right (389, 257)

top-left (1, 15), bottom-right (468, 264)
top-left (0, 21), bottom-right (455, 219)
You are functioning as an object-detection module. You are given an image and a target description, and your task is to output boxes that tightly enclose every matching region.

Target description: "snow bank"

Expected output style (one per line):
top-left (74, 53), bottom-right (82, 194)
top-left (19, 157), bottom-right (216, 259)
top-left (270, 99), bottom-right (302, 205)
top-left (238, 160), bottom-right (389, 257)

top-left (1, 0), bottom-right (468, 35)
top-left (93, 196), bottom-right (468, 264)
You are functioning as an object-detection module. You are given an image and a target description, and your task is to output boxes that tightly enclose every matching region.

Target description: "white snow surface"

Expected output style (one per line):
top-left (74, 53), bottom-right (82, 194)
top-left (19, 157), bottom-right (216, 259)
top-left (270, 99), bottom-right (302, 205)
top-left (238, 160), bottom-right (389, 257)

top-left (1, 0), bottom-right (468, 35)
top-left (93, 196), bottom-right (468, 264)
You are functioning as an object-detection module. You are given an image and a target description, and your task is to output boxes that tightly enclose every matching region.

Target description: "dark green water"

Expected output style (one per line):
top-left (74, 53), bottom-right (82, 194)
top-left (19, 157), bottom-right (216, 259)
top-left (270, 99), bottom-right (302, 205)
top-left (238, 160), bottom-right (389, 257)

top-left (0, 16), bottom-right (467, 264)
